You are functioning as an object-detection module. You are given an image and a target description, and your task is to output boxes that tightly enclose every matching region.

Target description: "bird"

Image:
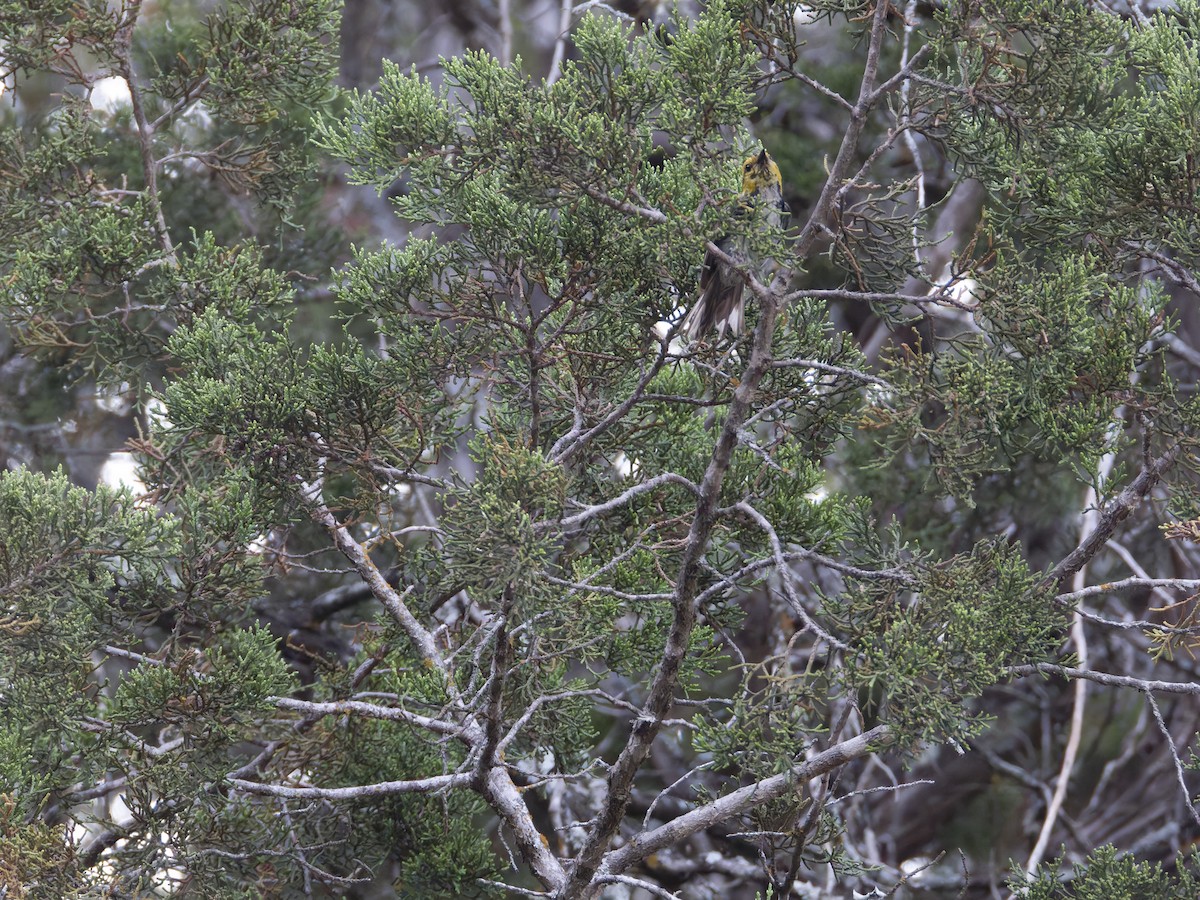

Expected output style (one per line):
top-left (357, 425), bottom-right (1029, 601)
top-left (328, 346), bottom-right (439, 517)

top-left (680, 148), bottom-right (789, 341)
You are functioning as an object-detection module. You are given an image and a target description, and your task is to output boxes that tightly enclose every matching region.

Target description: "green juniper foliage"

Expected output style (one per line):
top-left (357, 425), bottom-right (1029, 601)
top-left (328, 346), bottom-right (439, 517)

top-left (1013, 845), bottom-right (1200, 899)
top-left (4, 0), bottom-right (1200, 896)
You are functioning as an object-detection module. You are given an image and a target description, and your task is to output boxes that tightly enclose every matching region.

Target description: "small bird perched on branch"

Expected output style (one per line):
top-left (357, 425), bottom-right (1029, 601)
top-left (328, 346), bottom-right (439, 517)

top-left (681, 148), bottom-right (789, 341)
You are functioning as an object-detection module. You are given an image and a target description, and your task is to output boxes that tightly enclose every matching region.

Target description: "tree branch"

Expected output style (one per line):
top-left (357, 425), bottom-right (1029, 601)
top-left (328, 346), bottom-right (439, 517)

top-left (1006, 662), bottom-right (1200, 695)
top-left (553, 472), bottom-right (701, 529)
top-left (1040, 444), bottom-right (1182, 590)
top-left (556, 4), bottom-right (901, 868)
top-left (550, 328), bottom-right (674, 463)
top-left (560, 208), bottom-right (789, 900)
top-left (792, 0), bottom-right (894, 261)
top-left (578, 183), bottom-right (668, 224)
top-left (302, 481), bottom-right (567, 889)
top-left (601, 725), bottom-right (894, 877)
top-left (270, 696), bottom-right (465, 738)
top-left (306, 489), bottom-right (444, 667)
top-left (727, 501), bottom-right (848, 650)
top-left (113, 0), bottom-right (175, 261)
top-left (230, 773), bottom-right (471, 799)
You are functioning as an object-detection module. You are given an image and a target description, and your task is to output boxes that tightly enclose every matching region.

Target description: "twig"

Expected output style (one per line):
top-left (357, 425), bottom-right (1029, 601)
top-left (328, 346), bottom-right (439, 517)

top-left (550, 326), bottom-right (673, 462)
top-left (728, 501), bottom-right (848, 650)
top-left (1145, 693), bottom-right (1200, 827)
top-left (771, 357), bottom-right (894, 389)
top-left (595, 874), bottom-right (681, 899)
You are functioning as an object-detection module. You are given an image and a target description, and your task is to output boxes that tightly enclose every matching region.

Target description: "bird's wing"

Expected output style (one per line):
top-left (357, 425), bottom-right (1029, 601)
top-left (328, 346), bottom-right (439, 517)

top-left (698, 241), bottom-right (722, 293)
top-left (700, 197), bottom-right (750, 289)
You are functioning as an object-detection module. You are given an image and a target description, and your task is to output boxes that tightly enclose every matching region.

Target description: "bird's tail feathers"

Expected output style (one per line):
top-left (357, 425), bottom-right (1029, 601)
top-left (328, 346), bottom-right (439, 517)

top-left (682, 279), bottom-right (745, 342)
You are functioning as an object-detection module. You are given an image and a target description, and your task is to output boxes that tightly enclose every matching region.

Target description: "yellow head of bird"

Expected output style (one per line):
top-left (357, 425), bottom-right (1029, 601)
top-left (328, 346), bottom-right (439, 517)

top-left (741, 148), bottom-right (782, 195)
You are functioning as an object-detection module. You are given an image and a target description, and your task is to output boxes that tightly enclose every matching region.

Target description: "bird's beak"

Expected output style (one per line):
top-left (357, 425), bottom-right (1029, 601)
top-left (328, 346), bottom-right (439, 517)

top-left (756, 148), bottom-right (769, 167)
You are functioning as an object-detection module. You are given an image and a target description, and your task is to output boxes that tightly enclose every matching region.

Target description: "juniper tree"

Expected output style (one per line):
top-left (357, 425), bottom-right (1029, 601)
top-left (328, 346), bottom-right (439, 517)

top-left (3, 0), bottom-right (1200, 898)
